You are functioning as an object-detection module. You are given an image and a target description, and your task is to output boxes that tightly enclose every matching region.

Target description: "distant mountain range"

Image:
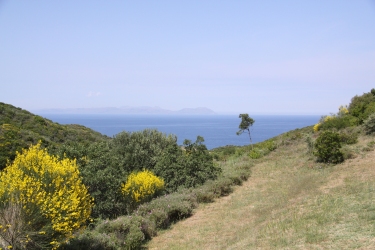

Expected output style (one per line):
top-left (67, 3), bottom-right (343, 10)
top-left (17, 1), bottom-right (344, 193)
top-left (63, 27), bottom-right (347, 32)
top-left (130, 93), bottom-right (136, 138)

top-left (34, 106), bottom-right (217, 115)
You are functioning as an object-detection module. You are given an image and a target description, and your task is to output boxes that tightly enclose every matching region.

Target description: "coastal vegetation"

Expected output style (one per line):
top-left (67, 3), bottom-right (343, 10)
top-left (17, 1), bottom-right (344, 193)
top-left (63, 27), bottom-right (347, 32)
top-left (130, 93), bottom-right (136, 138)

top-left (0, 102), bottom-right (109, 171)
top-left (0, 89), bottom-right (375, 249)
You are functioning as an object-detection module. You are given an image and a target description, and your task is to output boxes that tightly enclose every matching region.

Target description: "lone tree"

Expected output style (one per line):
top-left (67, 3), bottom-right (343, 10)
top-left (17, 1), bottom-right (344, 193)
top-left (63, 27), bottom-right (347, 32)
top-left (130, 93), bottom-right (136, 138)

top-left (237, 113), bottom-right (255, 148)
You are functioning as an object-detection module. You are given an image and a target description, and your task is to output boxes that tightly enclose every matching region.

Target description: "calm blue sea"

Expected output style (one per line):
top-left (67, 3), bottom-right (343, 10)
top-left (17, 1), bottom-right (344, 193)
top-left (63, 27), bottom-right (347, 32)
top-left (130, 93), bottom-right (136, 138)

top-left (39, 114), bottom-right (320, 149)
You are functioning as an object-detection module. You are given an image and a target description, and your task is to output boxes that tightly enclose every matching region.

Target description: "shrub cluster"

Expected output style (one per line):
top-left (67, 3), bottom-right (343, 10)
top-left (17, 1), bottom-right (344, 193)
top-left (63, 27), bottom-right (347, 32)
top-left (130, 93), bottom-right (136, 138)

top-left (313, 89), bottom-right (375, 132)
top-left (60, 156), bottom-right (253, 250)
top-left (318, 115), bottom-right (358, 131)
top-left (314, 131), bottom-right (344, 164)
top-left (348, 89), bottom-right (375, 124)
top-left (57, 130), bottom-right (220, 219)
top-left (154, 136), bottom-right (221, 193)
top-left (61, 191), bottom-right (198, 250)
top-left (0, 143), bottom-right (93, 249)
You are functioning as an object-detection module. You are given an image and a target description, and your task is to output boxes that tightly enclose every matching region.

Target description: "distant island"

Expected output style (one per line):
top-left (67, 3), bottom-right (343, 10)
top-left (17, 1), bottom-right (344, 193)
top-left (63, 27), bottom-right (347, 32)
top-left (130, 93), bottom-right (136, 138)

top-left (33, 106), bottom-right (217, 115)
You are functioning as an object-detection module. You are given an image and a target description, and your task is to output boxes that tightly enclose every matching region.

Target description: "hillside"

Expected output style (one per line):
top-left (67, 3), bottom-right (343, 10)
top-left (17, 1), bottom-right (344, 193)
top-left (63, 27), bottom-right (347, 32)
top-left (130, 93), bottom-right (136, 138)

top-left (147, 131), bottom-right (375, 249)
top-left (1, 89), bottom-right (375, 249)
top-left (0, 102), bottom-right (109, 169)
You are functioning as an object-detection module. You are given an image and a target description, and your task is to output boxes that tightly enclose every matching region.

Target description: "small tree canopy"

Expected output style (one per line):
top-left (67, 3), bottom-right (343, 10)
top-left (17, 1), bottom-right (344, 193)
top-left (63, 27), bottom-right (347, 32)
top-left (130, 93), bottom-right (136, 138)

top-left (237, 113), bottom-right (255, 135)
top-left (237, 114), bottom-right (255, 146)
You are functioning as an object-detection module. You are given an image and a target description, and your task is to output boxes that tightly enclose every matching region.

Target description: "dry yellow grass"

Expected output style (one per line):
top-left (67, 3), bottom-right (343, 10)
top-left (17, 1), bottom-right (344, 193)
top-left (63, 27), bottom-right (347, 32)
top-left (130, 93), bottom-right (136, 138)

top-left (147, 135), bottom-right (375, 249)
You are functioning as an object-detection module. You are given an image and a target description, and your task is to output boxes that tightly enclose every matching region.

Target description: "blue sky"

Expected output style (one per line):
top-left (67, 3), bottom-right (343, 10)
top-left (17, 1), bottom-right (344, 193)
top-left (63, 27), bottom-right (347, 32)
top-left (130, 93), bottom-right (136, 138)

top-left (1, 1), bottom-right (374, 115)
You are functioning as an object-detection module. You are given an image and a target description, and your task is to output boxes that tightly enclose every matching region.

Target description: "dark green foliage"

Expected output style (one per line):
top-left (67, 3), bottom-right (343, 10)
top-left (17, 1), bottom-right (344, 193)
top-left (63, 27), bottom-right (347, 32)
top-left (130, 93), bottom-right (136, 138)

top-left (57, 130), bottom-right (179, 219)
top-left (58, 130), bottom-right (219, 219)
top-left (154, 136), bottom-right (221, 192)
top-left (363, 113), bottom-right (375, 134)
top-left (314, 131), bottom-right (344, 164)
top-left (57, 141), bottom-right (128, 219)
top-left (348, 89), bottom-right (375, 124)
top-left (110, 129), bottom-right (179, 173)
top-left (319, 115), bottom-right (359, 130)
top-left (0, 102), bottom-right (109, 170)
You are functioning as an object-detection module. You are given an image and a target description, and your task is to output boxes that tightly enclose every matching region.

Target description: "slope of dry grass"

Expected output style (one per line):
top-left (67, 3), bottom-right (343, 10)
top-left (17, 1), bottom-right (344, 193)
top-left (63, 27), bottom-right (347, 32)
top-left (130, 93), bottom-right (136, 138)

top-left (147, 134), bottom-right (375, 249)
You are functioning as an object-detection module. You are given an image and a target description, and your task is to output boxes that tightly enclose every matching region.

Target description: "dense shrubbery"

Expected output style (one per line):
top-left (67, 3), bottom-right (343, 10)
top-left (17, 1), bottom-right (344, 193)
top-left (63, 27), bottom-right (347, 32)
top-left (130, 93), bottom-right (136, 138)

top-left (348, 89), bottom-right (375, 124)
top-left (155, 136), bottom-right (221, 192)
top-left (57, 130), bottom-right (219, 219)
top-left (318, 115), bottom-right (359, 131)
top-left (110, 129), bottom-right (178, 173)
top-left (314, 131), bottom-right (343, 164)
top-left (313, 90), bottom-right (375, 132)
top-left (0, 143), bottom-right (93, 249)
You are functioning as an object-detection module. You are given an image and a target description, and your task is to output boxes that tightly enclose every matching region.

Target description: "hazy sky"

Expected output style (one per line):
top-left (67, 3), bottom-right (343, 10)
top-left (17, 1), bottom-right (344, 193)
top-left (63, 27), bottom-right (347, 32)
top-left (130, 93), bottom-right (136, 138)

top-left (1, 1), bottom-right (375, 115)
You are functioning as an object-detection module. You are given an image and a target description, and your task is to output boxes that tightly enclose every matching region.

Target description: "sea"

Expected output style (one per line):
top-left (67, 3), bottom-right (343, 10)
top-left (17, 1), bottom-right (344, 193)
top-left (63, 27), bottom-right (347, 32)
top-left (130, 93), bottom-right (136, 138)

top-left (39, 114), bottom-right (320, 150)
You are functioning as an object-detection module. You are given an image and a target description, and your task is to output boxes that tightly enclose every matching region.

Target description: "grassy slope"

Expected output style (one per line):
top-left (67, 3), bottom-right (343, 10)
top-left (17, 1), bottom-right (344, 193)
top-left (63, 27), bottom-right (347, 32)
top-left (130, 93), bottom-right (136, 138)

top-left (147, 133), bottom-right (375, 249)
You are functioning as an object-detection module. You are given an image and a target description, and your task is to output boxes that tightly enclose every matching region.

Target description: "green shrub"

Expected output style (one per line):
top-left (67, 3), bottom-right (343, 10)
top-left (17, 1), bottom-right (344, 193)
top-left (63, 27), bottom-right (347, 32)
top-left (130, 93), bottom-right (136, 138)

top-left (319, 115), bottom-right (359, 130)
top-left (363, 113), bottom-right (375, 134)
top-left (314, 131), bottom-right (344, 164)
top-left (63, 216), bottom-right (147, 250)
top-left (70, 141), bottom-right (127, 219)
top-left (348, 89), bottom-right (375, 124)
top-left (154, 136), bottom-right (221, 193)
top-left (110, 129), bottom-right (178, 173)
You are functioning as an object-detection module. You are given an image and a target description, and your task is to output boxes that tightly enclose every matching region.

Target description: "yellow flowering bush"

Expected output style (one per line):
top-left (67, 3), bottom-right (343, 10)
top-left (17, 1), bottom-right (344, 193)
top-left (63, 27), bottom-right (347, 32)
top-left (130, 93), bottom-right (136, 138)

top-left (338, 105), bottom-right (349, 116)
top-left (313, 123), bottom-right (321, 132)
top-left (0, 143), bottom-right (93, 249)
top-left (324, 115), bottom-right (333, 122)
top-left (122, 170), bottom-right (164, 207)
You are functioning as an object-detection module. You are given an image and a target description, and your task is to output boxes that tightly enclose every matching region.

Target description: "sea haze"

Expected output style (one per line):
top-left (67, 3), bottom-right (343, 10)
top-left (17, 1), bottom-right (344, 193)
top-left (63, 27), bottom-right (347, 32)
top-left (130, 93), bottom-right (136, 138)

top-left (39, 114), bottom-right (320, 149)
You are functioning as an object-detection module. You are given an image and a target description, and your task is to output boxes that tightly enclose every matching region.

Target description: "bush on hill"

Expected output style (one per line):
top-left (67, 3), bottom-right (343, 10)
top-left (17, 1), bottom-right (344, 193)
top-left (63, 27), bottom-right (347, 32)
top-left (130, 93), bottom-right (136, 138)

top-left (348, 89), bottom-right (375, 124)
top-left (318, 115), bottom-right (359, 131)
top-left (155, 136), bottom-right (221, 192)
top-left (314, 131), bottom-right (344, 164)
top-left (0, 143), bottom-right (93, 249)
top-left (58, 130), bottom-right (220, 219)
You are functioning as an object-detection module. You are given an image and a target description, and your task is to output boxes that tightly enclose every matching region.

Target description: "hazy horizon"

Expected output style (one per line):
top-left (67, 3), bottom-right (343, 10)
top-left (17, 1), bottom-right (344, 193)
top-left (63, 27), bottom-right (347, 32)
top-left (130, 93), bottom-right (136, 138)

top-left (1, 1), bottom-right (374, 115)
